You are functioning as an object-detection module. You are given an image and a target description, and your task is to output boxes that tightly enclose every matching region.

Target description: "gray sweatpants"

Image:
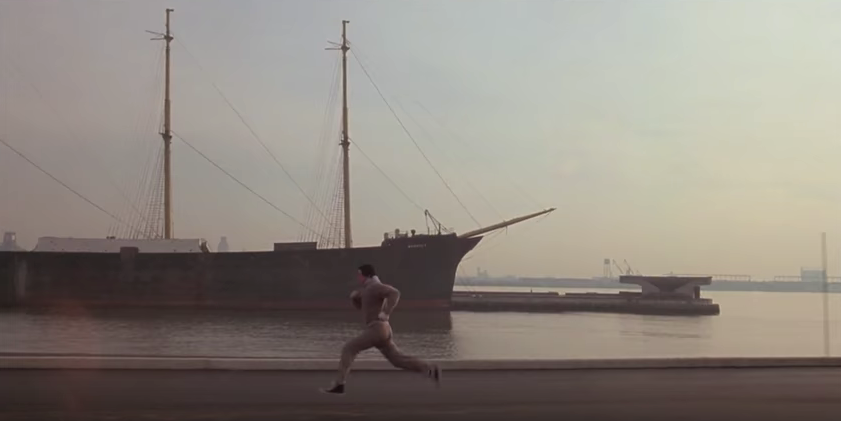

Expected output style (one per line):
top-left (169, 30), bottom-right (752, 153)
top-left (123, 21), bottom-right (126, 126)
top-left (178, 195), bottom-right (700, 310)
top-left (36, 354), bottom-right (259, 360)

top-left (335, 320), bottom-right (432, 384)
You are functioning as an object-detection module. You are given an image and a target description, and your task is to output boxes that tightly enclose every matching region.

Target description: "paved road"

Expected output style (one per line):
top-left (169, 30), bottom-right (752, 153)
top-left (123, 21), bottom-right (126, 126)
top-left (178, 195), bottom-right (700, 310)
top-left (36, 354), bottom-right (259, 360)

top-left (3, 368), bottom-right (841, 420)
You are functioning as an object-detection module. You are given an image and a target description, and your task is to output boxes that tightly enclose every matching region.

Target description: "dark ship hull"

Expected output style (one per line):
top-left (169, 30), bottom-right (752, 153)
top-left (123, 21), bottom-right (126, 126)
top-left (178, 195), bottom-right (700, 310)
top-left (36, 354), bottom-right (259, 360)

top-left (0, 234), bottom-right (481, 310)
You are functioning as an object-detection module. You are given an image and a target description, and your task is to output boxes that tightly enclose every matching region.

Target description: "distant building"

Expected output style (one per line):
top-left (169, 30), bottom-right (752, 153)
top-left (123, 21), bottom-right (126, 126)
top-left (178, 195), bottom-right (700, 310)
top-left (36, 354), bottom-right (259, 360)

top-left (218, 236), bottom-right (230, 252)
top-left (0, 232), bottom-right (25, 251)
top-left (801, 268), bottom-right (826, 282)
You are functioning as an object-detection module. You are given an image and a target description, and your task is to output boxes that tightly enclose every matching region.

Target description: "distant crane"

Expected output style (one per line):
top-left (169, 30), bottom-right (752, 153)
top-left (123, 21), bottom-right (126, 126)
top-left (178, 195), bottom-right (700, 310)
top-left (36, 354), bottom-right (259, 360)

top-left (623, 259), bottom-right (642, 276)
top-left (612, 260), bottom-right (626, 277)
top-left (611, 259), bottom-right (642, 277)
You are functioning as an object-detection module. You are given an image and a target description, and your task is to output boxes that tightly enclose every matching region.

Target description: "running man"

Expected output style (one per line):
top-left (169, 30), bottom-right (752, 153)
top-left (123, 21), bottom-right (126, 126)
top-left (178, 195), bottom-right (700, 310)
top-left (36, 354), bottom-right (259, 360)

top-left (321, 264), bottom-right (441, 394)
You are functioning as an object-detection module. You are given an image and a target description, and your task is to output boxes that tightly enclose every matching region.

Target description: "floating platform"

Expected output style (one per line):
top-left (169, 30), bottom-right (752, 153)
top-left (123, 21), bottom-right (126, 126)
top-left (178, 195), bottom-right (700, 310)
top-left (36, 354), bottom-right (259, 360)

top-left (452, 276), bottom-right (720, 316)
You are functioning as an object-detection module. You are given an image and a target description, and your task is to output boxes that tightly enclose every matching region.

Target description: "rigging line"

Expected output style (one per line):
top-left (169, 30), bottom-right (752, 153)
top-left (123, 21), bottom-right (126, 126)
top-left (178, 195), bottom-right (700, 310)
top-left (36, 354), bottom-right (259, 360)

top-left (171, 131), bottom-right (326, 241)
top-left (131, 51), bottom-right (168, 239)
top-left (122, 45), bottom-right (164, 220)
top-left (313, 59), bottom-right (342, 200)
top-left (124, 134), bottom-right (158, 239)
top-left (117, 45), bottom-right (167, 239)
top-left (123, 107), bottom-right (161, 239)
top-left (328, 167), bottom-right (345, 248)
top-left (349, 136), bottom-right (425, 213)
top-left (396, 101), bottom-right (504, 220)
top-left (314, 56), bottom-right (342, 164)
top-left (0, 136), bottom-right (143, 237)
top-left (455, 266), bottom-right (477, 293)
top-left (315, 154), bottom-right (343, 247)
top-left (463, 212), bottom-right (551, 261)
top-left (345, 45), bottom-right (494, 218)
top-left (303, 55), bottom-right (342, 241)
top-left (350, 52), bottom-right (481, 227)
top-left (142, 147), bottom-right (166, 238)
top-left (1, 59), bottom-right (149, 225)
top-left (311, 153), bottom-right (341, 244)
top-left (462, 228), bottom-right (506, 260)
top-left (349, 40), bottom-right (544, 211)
top-left (125, 142), bottom-right (158, 239)
top-left (414, 101), bottom-right (546, 209)
top-left (172, 38), bottom-right (331, 227)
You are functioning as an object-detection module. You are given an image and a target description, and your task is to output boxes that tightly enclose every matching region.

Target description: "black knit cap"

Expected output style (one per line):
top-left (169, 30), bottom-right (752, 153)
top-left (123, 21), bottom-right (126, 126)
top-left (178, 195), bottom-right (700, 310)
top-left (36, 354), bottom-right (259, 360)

top-left (358, 264), bottom-right (376, 278)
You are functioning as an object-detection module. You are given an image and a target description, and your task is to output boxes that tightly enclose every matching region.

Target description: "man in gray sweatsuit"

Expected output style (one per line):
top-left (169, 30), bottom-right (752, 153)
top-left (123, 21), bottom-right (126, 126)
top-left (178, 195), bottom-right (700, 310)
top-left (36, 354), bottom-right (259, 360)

top-left (321, 264), bottom-right (441, 394)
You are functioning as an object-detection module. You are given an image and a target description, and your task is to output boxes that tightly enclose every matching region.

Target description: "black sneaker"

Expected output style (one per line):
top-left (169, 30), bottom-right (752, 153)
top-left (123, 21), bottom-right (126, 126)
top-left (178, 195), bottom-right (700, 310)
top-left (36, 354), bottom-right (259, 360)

top-left (429, 365), bottom-right (442, 388)
top-left (319, 383), bottom-right (345, 395)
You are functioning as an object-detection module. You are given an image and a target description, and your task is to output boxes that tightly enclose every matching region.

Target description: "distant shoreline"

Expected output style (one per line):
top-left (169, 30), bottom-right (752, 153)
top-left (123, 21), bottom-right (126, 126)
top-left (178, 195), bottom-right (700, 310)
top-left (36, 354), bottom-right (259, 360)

top-left (456, 277), bottom-right (841, 294)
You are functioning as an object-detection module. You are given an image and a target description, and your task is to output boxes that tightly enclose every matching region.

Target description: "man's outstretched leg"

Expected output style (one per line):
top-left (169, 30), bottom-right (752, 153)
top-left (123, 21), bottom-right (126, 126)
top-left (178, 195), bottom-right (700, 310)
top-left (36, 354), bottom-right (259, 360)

top-left (378, 336), bottom-right (441, 387)
top-left (321, 329), bottom-right (378, 395)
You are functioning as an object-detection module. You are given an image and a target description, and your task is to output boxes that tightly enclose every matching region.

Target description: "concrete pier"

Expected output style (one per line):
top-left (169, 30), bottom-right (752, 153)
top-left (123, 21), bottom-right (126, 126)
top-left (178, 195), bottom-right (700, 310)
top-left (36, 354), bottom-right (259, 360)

top-left (452, 276), bottom-right (721, 316)
top-left (452, 291), bottom-right (721, 315)
top-left (3, 356), bottom-right (841, 420)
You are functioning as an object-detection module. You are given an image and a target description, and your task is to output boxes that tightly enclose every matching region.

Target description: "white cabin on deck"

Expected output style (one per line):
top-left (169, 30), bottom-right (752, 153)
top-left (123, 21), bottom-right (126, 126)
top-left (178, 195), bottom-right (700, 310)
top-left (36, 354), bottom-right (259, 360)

top-left (33, 237), bottom-right (208, 253)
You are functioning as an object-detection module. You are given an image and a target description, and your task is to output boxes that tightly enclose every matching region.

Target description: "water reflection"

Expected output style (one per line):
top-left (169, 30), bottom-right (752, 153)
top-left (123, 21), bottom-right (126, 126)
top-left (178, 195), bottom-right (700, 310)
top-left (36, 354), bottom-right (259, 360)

top-left (0, 308), bottom-right (456, 359)
top-left (5, 290), bottom-right (841, 359)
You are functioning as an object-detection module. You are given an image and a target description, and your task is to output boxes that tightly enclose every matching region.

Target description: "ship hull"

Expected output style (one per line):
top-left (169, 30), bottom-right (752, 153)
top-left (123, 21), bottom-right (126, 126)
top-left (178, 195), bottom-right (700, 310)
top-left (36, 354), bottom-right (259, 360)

top-left (0, 234), bottom-right (481, 310)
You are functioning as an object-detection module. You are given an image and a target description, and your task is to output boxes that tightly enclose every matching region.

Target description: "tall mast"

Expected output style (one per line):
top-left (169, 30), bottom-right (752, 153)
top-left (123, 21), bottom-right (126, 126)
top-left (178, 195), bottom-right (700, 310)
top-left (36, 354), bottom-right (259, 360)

top-left (161, 9), bottom-right (175, 239)
top-left (340, 20), bottom-right (352, 248)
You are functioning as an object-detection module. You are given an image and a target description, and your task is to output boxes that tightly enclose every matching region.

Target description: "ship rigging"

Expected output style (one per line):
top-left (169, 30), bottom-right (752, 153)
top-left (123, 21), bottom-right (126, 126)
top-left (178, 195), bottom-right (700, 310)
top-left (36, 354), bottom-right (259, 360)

top-left (5, 11), bottom-right (555, 250)
top-left (0, 10), bottom-right (557, 311)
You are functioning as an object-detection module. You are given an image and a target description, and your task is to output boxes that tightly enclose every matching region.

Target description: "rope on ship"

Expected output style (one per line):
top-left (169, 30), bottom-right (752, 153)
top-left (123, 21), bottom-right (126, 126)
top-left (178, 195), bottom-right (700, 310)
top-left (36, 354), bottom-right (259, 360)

top-left (300, 38), bottom-right (442, 248)
top-left (0, 54), bottom-right (157, 240)
top-left (349, 136), bottom-right (426, 213)
top-left (173, 36), bottom-right (333, 230)
top-left (171, 130), bottom-right (329, 242)
top-left (349, 41), bottom-right (548, 226)
top-left (301, 55), bottom-right (345, 248)
top-left (0, 136), bottom-right (147, 238)
top-left (300, 34), bottom-right (549, 246)
top-left (394, 98), bottom-right (504, 221)
top-left (413, 101), bottom-right (547, 211)
top-left (462, 210), bottom-right (553, 260)
top-left (110, 42), bottom-right (168, 240)
top-left (105, 31), bottom-right (339, 242)
top-left (347, 42), bottom-right (504, 223)
top-left (346, 41), bottom-right (556, 258)
top-left (349, 45), bottom-right (482, 228)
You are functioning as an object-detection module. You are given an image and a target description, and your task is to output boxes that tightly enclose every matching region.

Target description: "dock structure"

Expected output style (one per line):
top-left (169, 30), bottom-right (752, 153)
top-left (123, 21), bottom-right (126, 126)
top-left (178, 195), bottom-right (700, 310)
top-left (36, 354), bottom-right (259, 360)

top-left (619, 275), bottom-right (710, 298)
top-left (452, 275), bottom-right (720, 316)
top-left (619, 275), bottom-right (712, 300)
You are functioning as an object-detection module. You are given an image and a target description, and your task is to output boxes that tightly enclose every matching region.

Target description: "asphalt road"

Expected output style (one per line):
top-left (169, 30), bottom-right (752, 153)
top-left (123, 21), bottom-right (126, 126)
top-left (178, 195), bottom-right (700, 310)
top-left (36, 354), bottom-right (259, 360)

top-left (3, 368), bottom-right (841, 420)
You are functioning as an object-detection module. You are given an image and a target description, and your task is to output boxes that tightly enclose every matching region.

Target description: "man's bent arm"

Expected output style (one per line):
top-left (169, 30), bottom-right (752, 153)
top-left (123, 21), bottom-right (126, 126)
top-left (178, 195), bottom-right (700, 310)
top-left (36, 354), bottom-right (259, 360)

top-left (379, 284), bottom-right (401, 316)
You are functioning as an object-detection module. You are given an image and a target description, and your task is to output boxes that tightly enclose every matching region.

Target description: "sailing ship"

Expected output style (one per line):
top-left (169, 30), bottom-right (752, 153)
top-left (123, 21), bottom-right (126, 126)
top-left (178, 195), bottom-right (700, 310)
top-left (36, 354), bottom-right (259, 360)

top-left (0, 11), bottom-right (553, 310)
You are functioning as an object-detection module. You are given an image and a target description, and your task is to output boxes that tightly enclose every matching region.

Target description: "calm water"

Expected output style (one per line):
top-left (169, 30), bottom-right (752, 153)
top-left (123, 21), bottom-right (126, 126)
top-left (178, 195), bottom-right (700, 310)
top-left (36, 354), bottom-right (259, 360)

top-left (2, 288), bottom-right (841, 360)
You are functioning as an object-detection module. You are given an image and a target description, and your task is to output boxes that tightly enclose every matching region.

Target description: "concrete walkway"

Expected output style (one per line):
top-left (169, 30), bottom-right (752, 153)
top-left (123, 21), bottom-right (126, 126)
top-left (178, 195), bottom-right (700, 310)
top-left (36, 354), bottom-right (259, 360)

top-left (3, 357), bottom-right (841, 420)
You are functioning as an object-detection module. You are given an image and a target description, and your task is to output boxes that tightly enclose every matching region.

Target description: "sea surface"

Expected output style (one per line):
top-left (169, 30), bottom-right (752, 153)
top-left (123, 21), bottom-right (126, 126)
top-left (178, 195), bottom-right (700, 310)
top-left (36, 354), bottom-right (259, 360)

top-left (2, 287), bottom-right (841, 360)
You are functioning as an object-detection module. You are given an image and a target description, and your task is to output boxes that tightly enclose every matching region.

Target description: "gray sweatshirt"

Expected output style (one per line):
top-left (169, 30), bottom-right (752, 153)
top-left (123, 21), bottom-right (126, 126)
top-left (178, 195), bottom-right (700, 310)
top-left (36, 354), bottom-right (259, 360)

top-left (353, 276), bottom-right (401, 325)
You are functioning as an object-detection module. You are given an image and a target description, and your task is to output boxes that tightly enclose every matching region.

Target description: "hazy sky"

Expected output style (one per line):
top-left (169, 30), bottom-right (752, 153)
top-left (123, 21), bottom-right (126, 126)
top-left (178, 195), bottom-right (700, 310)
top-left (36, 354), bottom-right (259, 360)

top-left (2, 0), bottom-right (841, 279)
